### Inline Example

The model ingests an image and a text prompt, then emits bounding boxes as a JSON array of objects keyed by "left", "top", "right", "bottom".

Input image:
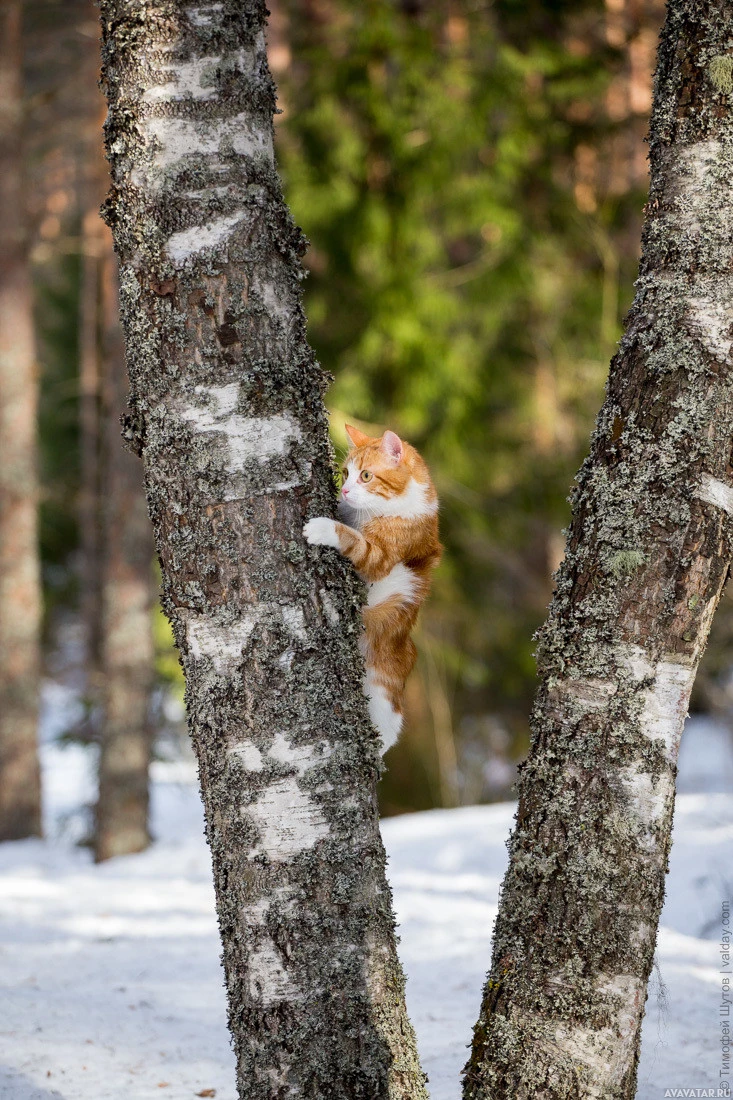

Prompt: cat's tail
[
  {"left": 365, "top": 668, "right": 403, "bottom": 753},
  {"left": 364, "top": 638, "right": 418, "bottom": 754}
]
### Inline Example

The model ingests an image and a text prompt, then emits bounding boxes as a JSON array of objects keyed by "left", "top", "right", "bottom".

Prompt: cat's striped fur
[{"left": 304, "top": 425, "right": 441, "bottom": 752}]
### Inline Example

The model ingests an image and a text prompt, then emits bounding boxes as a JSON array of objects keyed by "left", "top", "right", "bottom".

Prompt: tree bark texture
[
  {"left": 0, "top": 0, "right": 42, "bottom": 841},
  {"left": 95, "top": 235, "right": 156, "bottom": 863},
  {"left": 97, "top": 3, "right": 427, "bottom": 1097},
  {"left": 464, "top": 3, "right": 733, "bottom": 1098}
]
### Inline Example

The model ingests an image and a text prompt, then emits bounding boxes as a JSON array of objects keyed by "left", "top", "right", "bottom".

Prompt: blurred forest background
[{"left": 4, "top": 0, "right": 732, "bottom": 852}]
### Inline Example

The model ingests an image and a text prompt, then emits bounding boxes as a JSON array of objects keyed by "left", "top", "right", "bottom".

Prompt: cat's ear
[
  {"left": 345, "top": 423, "right": 372, "bottom": 448},
  {"left": 380, "top": 430, "right": 403, "bottom": 464}
]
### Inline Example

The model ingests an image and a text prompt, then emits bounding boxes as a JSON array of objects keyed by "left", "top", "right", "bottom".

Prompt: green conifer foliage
[{"left": 275, "top": 0, "right": 653, "bottom": 811}]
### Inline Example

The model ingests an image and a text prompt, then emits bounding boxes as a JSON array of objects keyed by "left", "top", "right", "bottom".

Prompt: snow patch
[{"left": 1, "top": 721, "right": 733, "bottom": 1099}]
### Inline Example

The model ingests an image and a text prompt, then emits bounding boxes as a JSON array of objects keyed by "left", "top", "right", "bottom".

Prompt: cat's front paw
[{"left": 303, "top": 517, "right": 341, "bottom": 549}]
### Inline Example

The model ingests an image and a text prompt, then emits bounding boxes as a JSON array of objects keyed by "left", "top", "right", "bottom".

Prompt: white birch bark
[
  {"left": 97, "top": 2, "right": 426, "bottom": 1096},
  {"left": 464, "top": 4, "right": 733, "bottom": 1098}
]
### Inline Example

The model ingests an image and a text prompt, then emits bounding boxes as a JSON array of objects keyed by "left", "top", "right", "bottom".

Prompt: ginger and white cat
[{"left": 304, "top": 424, "right": 441, "bottom": 752}]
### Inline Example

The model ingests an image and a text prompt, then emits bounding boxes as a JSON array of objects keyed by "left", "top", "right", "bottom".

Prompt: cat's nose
[{"left": 342, "top": 486, "right": 350, "bottom": 496}]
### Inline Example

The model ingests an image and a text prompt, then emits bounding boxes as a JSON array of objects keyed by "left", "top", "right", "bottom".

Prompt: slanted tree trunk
[
  {"left": 97, "top": 3, "right": 426, "bottom": 1096},
  {"left": 95, "top": 232, "right": 155, "bottom": 862},
  {"left": 0, "top": 0, "right": 42, "bottom": 841},
  {"left": 464, "top": 4, "right": 733, "bottom": 1097}
]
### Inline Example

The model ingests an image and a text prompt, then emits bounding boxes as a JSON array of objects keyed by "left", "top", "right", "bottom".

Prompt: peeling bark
[
  {"left": 0, "top": 0, "right": 42, "bottom": 841},
  {"left": 464, "top": 3, "right": 733, "bottom": 1098},
  {"left": 97, "top": 2, "right": 426, "bottom": 1096}
]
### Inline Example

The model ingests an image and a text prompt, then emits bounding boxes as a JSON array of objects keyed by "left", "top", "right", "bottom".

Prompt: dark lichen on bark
[
  {"left": 97, "top": 2, "right": 426, "bottom": 1097},
  {"left": 464, "top": 3, "right": 733, "bottom": 1098}
]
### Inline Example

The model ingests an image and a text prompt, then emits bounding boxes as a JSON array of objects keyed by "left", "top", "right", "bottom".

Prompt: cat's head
[{"left": 340, "top": 424, "right": 437, "bottom": 519}]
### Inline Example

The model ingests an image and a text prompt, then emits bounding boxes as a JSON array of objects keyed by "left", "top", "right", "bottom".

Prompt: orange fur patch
[{"left": 336, "top": 431, "right": 441, "bottom": 735}]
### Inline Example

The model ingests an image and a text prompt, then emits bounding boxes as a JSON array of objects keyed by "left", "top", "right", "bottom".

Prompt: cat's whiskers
[{"left": 345, "top": 500, "right": 381, "bottom": 527}]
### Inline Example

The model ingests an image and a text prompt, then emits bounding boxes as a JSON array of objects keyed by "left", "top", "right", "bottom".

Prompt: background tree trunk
[
  {"left": 94, "top": 231, "right": 155, "bottom": 863},
  {"left": 0, "top": 0, "right": 42, "bottom": 841},
  {"left": 97, "top": 2, "right": 426, "bottom": 1096},
  {"left": 78, "top": 203, "right": 104, "bottom": 692},
  {"left": 464, "top": 3, "right": 733, "bottom": 1097},
  {"left": 77, "top": 15, "right": 156, "bottom": 862}
]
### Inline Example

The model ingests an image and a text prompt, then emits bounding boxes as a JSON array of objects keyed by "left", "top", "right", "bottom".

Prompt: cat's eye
[{"left": 360, "top": 470, "right": 373, "bottom": 482}]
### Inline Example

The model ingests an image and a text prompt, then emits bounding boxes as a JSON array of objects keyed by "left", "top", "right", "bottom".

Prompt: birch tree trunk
[
  {"left": 94, "top": 235, "right": 155, "bottom": 863},
  {"left": 0, "top": 0, "right": 42, "bottom": 841},
  {"left": 97, "top": 2, "right": 426, "bottom": 1096},
  {"left": 464, "top": 3, "right": 733, "bottom": 1097}
]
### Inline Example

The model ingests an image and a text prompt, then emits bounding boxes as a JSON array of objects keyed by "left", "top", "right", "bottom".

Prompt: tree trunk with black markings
[
  {"left": 464, "top": 3, "right": 733, "bottom": 1097},
  {"left": 0, "top": 0, "right": 42, "bottom": 841},
  {"left": 97, "top": 2, "right": 426, "bottom": 1096}
]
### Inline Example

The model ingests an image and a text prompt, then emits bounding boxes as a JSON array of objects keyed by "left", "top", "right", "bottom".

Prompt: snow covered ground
[{"left": 2, "top": 707, "right": 733, "bottom": 1099}]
